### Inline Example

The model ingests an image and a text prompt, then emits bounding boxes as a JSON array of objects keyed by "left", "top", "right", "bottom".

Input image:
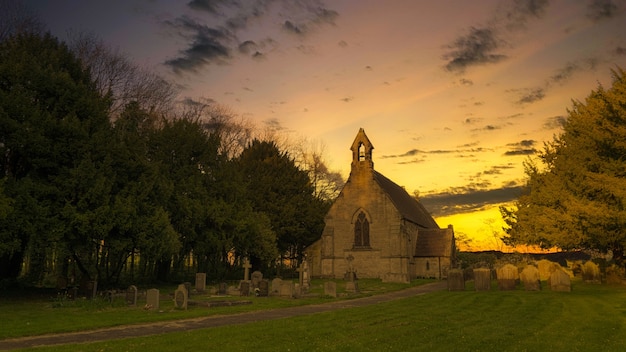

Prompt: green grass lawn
[{"left": 3, "top": 280, "right": 626, "bottom": 351}]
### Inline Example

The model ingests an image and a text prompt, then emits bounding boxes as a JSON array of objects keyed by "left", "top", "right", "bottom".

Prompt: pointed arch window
[{"left": 354, "top": 212, "right": 370, "bottom": 248}]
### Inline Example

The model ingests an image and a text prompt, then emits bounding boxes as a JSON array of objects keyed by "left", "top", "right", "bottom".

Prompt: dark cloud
[
  {"left": 517, "top": 87, "right": 545, "bottom": 104},
  {"left": 586, "top": 0, "right": 621, "bottom": 22},
  {"left": 420, "top": 185, "right": 525, "bottom": 216},
  {"left": 382, "top": 145, "right": 491, "bottom": 160},
  {"left": 164, "top": 16, "right": 233, "bottom": 73},
  {"left": 460, "top": 78, "right": 474, "bottom": 86},
  {"left": 504, "top": 140, "right": 537, "bottom": 155},
  {"left": 549, "top": 62, "right": 580, "bottom": 85},
  {"left": 338, "top": 40, "right": 348, "bottom": 48},
  {"left": 165, "top": 1, "right": 338, "bottom": 73},
  {"left": 504, "top": 148, "right": 536, "bottom": 156},
  {"left": 615, "top": 46, "right": 626, "bottom": 55},
  {"left": 443, "top": 26, "right": 507, "bottom": 72},
  {"left": 471, "top": 124, "right": 502, "bottom": 132},
  {"left": 340, "top": 96, "right": 354, "bottom": 103},
  {"left": 502, "top": 0, "right": 549, "bottom": 29}
]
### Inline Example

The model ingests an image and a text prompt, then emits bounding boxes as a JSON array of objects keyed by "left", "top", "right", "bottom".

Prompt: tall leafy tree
[
  {"left": 236, "top": 140, "right": 327, "bottom": 269},
  {"left": 502, "top": 68, "right": 626, "bottom": 267}
]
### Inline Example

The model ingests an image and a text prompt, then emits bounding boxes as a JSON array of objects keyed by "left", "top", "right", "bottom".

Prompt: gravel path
[{"left": 0, "top": 281, "right": 447, "bottom": 350}]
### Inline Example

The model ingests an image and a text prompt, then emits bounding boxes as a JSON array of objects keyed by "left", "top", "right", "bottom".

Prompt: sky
[{"left": 25, "top": 0, "right": 626, "bottom": 250}]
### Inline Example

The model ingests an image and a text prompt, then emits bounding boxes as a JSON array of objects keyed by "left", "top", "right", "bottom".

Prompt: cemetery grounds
[{"left": 0, "top": 278, "right": 625, "bottom": 351}]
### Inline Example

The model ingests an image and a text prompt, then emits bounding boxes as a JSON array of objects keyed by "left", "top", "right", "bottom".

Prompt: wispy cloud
[
  {"left": 421, "top": 185, "right": 524, "bottom": 216},
  {"left": 442, "top": 0, "right": 549, "bottom": 73},
  {"left": 164, "top": 0, "right": 338, "bottom": 73},
  {"left": 586, "top": 0, "right": 623, "bottom": 22},
  {"left": 504, "top": 139, "right": 537, "bottom": 155}
]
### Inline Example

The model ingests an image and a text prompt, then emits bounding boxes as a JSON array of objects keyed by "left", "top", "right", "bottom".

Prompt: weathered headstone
[
  {"left": 195, "top": 273, "right": 207, "bottom": 292},
  {"left": 496, "top": 264, "right": 519, "bottom": 291},
  {"left": 520, "top": 265, "right": 541, "bottom": 291},
  {"left": 242, "top": 258, "right": 252, "bottom": 281},
  {"left": 549, "top": 269, "right": 571, "bottom": 292},
  {"left": 324, "top": 281, "right": 337, "bottom": 297},
  {"left": 294, "top": 283, "right": 302, "bottom": 298},
  {"left": 537, "top": 259, "right": 561, "bottom": 281},
  {"left": 240, "top": 281, "right": 250, "bottom": 296},
  {"left": 257, "top": 279, "right": 269, "bottom": 297},
  {"left": 473, "top": 268, "right": 491, "bottom": 291},
  {"left": 218, "top": 282, "right": 228, "bottom": 295},
  {"left": 279, "top": 281, "right": 294, "bottom": 297},
  {"left": 447, "top": 269, "right": 465, "bottom": 291},
  {"left": 251, "top": 270, "right": 263, "bottom": 289},
  {"left": 271, "top": 278, "right": 283, "bottom": 294},
  {"left": 174, "top": 284, "right": 188, "bottom": 310},
  {"left": 126, "top": 285, "right": 138, "bottom": 306},
  {"left": 581, "top": 261, "right": 601, "bottom": 283},
  {"left": 146, "top": 288, "right": 160, "bottom": 309},
  {"left": 297, "top": 260, "right": 311, "bottom": 292}
]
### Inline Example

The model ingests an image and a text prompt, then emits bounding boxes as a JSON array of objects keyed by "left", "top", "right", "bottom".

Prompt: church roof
[
  {"left": 373, "top": 171, "right": 439, "bottom": 229},
  {"left": 414, "top": 229, "right": 455, "bottom": 257}
]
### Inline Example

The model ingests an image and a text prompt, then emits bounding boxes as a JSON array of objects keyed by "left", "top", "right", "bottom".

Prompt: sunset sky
[{"left": 27, "top": 0, "right": 626, "bottom": 250}]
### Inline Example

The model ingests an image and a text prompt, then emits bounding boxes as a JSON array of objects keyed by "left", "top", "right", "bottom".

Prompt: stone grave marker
[
  {"left": 183, "top": 282, "right": 192, "bottom": 298},
  {"left": 297, "top": 260, "right": 311, "bottom": 292},
  {"left": 218, "top": 282, "right": 228, "bottom": 295},
  {"left": 549, "top": 269, "right": 571, "bottom": 292},
  {"left": 345, "top": 280, "right": 359, "bottom": 293},
  {"left": 195, "top": 273, "right": 206, "bottom": 292},
  {"left": 271, "top": 278, "right": 283, "bottom": 295},
  {"left": 496, "top": 264, "right": 519, "bottom": 290},
  {"left": 279, "top": 281, "right": 294, "bottom": 297},
  {"left": 251, "top": 270, "right": 263, "bottom": 289},
  {"left": 537, "top": 259, "right": 561, "bottom": 281},
  {"left": 324, "top": 281, "right": 337, "bottom": 297},
  {"left": 581, "top": 261, "right": 601, "bottom": 283},
  {"left": 126, "top": 285, "right": 138, "bottom": 306},
  {"left": 473, "top": 268, "right": 491, "bottom": 291},
  {"left": 240, "top": 281, "right": 251, "bottom": 296},
  {"left": 146, "top": 288, "right": 160, "bottom": 309},
  {"left": 242, "top": 258, "right": 252, "bottom": 281},
  {"left": 520, "top": 265, "right": 541, "bottom": 291},
  {"left": 257, "top": 279, "right": 269, "bottom": 296},
  {"left": 174, "top": 284, "right": 188, "bottom": 310},
  {"left": 447, "top": 269, "right": 465, "bottom": 291}
]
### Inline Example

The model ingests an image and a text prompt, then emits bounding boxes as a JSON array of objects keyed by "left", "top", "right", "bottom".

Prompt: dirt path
[{"left": 0, "top": 281, "right": 447, "bottom": 350}]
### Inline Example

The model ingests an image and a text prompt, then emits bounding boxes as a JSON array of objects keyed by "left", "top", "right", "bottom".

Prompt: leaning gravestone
[
  {"left": 581, "top": 261, "right": 601, "bottom": 283},
  {"left": 447, "top": 269, "right": 465, "bottom": 291},
  {"left": 258, "top": 279, "right": 269, "bottom": 297},
  {"left": 537, "top": 259, "right": 560, "bottom": 281},
  {"left": 549, "top": 269, "right": 571, "bottom": 292},
  {"left": 174, "top": 284, "right": 188, "bottom": 310},
  {"left": 195, "top": 273, "right": 207, "bottom": 292},
  {"left": 496, "top": 264, "right": 519, "bottom": 291},
  {"left": 240, "top": 281, "right": 251, "bottom": 296},
  {"left": 473, "top": 268, "right": 491, "bottom": 291},
  {"left": 126, "top": 285, "right": 138, "bottom": 306},
  {"left": 146, "top": 288, "right": 160, "bottom": 309},
  {"left": 271, "top": 278, "right": 283, "bottom": 295},
  {"left": 520, "top": 265, "right": 541, "bottom": 291},
  {"left": 324, "top": 281, "right": 337, "bottom": 297}
]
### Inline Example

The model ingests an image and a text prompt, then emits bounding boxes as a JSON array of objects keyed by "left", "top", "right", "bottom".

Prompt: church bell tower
[{"left": 350, "top": 128, "right": 374, "bottom": 173}]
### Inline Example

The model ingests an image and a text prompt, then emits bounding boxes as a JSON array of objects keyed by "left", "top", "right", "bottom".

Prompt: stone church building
[{"left": 305, "top": 128, "right": 455, "bottom": 283}]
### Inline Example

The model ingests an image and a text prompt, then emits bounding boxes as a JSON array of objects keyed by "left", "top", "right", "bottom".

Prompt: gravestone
[
  {"left": 240, "top": 281, "right": 250, "bottom": 296},
  {"left": 296, "top": 260, "right": 311, "bottom": 292},
  {"left": 271, "top": 278, "right": 283, "bottom": 295},
  {"left": 218, "top": 282, "right": 228, "bottom": 295},
  {"left": 581, "top": 261, "right": 601, "bottom": 283},
  {"left": 251, "top": 271, "right": 263, "bottom": 289},
  {"left": 242, "top": 258, "right": 252, "bottom": 281},
  {"left": 549, "top": 269, "right": 571, "bottom": 292},
  {"left": 496, "top": 264, "right": 519, "bottom": 291},
  {"left": 257, "top": 279, "right": 269, "bottom": 297},
  {"left": 324, "top": 281, "right": 337, "bottom": 297},
  {"left": 294, "top": 283, "right": 302, "bottom": 298},
  {"left": 345, "top": 280, "right": 359, "bottom": 293},
  {"left": 126, "top": 285, "right": 138, "bottom": 306},
  {"left": 80, "top": 279, "right": 98, "bottom": 299},
  {"left": 174, "top": 284, "right": 188, "bottom": 310},
  {"left": 279, "top": 281, "right": 294, "bottom": 297},
  {"left": 537, "top": 259, "right": 561, "bottom": 281},
  {"left": 183, "top": 282, "right": 192, "bottom": 298},
  {"left": 447, "top": 269, "right": 465, "bottom": 291},
  {"left": 146, "top": 288, "right": 160, "bottom": 309},
  {"left": 195, "top": 273, "right": 207, "bottom": 292},
  {"left": 473, "top": 268, "right": 491, "bottom": 291},
  {"left": 520, "top": 265, "right": 541, "bottom": 291}
]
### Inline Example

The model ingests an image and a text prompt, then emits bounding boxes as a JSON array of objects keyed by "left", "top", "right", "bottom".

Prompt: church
[{"left": 305, "top": 128, "right": 455, "bottom": 283}]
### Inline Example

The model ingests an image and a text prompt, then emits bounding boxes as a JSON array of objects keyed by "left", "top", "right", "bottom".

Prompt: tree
[{"left": 502, "top": 68, "right": 626, "bottom": 267}]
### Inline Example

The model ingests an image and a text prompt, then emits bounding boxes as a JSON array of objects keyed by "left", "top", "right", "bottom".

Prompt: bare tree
[
  {"left": 291, "top": 137, "right": 345, "bottom": 201},
  {"left": 67, "top": 31, "right": 178, "bottom": 118},
  {"left": 0, "top": 0, "right": 44, "bottom": 42}
]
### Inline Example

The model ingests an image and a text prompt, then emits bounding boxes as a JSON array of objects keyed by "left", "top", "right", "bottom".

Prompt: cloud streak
[{"left": 421, "top": 185, "right": 525, "bottom": 216}]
